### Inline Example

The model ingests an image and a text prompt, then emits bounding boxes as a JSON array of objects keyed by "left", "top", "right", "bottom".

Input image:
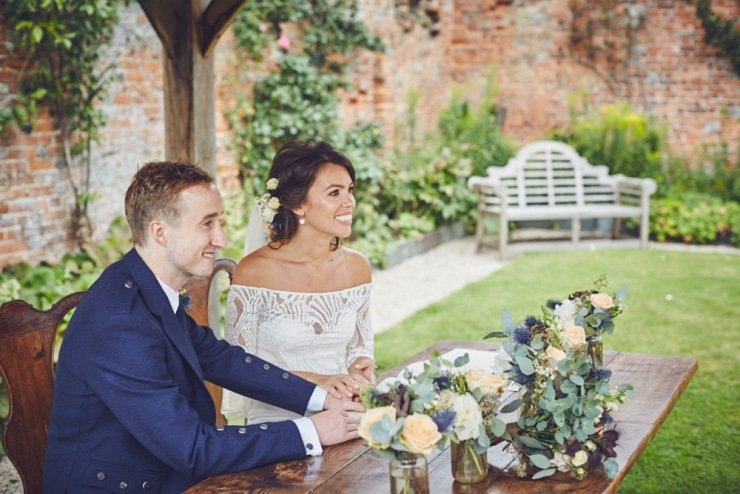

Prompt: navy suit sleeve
[{"left": 80, "top": 313, "right": 311, "bottom": 477}]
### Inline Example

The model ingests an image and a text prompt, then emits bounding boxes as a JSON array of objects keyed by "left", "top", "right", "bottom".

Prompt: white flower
[
  {"left": 552, "top": 451, "right": 570, "bottom": 472},
  {"left": 572, "top": 450, "right": 589, "bottom": 467},
  {"left": 452, "top": 393, "right": 483, "bottom": 441},
  {"left": 554, "top": 299, "right": 577, "bottom": 328},
  {"left": 266, "top": 177, "right": 279, "bottom": 190}
]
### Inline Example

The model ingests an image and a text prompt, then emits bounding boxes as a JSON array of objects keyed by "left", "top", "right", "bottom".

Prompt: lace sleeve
[
  {"left": 346, "top": 284, "right": 374, "bottom": 366},
  {"left": 225, "top": 286, "right": 263, "bottom": 353}
]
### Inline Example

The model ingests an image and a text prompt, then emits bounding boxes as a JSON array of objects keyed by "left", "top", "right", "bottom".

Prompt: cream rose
[
  {"left": 546, "top": 345, "right": 566, "bottom": 362},
  {"left": 267, "top": 196, "right": 280, "bottom": 210},
  {"left": 465, "top": 368, "right": 506, "bottom": 395},
  {"left": 399, "top": 414, "right": 442, "bottom": 455},
  {"left": 358, "top": 406, "right": 396, "bottom": 449},
  {"left": 590, "top": 293, "right": 614, "bottom": 309},
  {"left": 266, "top": 177, "right": 279, "bottom": 190},
  {"left": 562, "top": 325, "right": 586, "bottom": 349},
  {"left": 572, "top": 450, "right": 589, "bottom": 467}
]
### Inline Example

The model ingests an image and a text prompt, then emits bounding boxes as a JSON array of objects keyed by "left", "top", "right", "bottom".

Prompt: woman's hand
[
  {"left": 348, "top": 356, "right": 376, "bottom": 384},
  {"left": 294, "top": 371, "right": 368, "bottom": 400}
]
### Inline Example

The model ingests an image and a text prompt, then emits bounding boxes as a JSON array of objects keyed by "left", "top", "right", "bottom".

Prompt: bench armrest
[
  {"left": 467, "top": 175, "right": 508, "bottom": 200},
  {"left": 613, "top": 175, "right": 657, "bottom": 195}
]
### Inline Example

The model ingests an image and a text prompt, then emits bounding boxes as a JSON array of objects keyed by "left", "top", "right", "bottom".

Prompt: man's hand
[{"left": 310, "top": 398, "right": 364, "bottom": 446}]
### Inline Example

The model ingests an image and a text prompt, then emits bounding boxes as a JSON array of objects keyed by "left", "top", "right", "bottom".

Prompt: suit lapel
[{"left": 123, "top": 250, "right": 203, "bottom": 380}]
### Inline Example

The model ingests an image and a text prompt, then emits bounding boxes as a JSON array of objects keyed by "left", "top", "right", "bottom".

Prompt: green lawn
[{"left": 375, "top": 248, "right": 739, "bottom": 494}]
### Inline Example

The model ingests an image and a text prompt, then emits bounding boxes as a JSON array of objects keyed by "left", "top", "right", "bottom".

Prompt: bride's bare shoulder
[
  {"left": 339, "top": 246, "right": 373, "bottom": 285},
  {"left": 232, "top": 246, "right": 283, "bottom": 286}
]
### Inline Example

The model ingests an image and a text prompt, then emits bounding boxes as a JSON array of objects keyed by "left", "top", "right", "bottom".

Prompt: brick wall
[{"left": 0, "top": 0, "right": 738, "bottom": 269}]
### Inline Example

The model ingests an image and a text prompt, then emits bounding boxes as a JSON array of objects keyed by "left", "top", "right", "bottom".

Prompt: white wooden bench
[{"left": 467, "top": 140, "right": 657, "bottom": 256}]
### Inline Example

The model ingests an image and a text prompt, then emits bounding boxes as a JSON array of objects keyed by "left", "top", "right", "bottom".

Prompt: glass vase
[
  {"left": 450, "top": 439, "right": 488, "bottom": 484},
  {"left": 587, "top": 334, "right": 605, "bottom": 369},
  {"left": 389, "top": 455, "right": 429, "bottom": 494}
]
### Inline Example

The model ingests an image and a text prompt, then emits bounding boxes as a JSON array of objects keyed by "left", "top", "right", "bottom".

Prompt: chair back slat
[{"left": 0, "top": 292, "right": 83, "bottom": 494}]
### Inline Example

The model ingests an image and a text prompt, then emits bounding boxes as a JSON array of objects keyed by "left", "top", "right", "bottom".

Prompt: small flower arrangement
[
  {"left": 358, "top": 354, "right": 508, "bottom": 462},
  {"left": 254, "top": 177, "right": 280, "bottom": 225},
  {"left": 178, "top": 288, "right": 191, "bottom": 310},
  {"left": 485, "top": 277, "right": 633, "bottom": 481}
]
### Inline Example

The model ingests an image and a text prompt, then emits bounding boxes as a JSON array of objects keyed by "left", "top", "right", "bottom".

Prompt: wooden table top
[{"left": 186, "top": 340, "right": 697, "bottom": 493}]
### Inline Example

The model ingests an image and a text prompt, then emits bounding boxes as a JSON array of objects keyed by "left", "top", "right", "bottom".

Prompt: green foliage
[
  {"left": 661, "top": 141, "right": 740, "bottom": 203},
  {"left": 229, "top": 0, "right": 384, "bottom": 192},
  {"left": 2, "top": 0, "right": 124, "bottom": 245},
  {"left": 694, "top": 0, "right": 740, "bottom": 74},
  {"left": 651, "top": 192, "right": 740, "bottom": 247},
  {"left": 376, "top": 249, "right": 740, "bottom": 493},
  {"left": 549, "top": 103, "right": 666, "bottom": 180}
]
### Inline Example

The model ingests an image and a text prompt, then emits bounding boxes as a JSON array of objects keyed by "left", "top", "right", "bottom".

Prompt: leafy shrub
[
  {"left": 661, "top": 141, "right": 740, "bottom": 203},
  {"left": 650, "top": 192, "right": 740, "bottom": 246},
  {"left": 550, "top": 103, "right": 665, "bottom": 180}
]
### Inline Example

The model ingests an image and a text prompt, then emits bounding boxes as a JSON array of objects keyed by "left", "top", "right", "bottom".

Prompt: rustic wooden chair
[{"left": 0, "top": 258, "right": 235, "bottom": 494}]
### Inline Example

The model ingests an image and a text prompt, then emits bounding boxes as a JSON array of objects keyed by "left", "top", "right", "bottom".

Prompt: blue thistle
[
  {"left": 511, "top": 365, "right": 534, "bottom": 385},
  {"left": 513, "top": 326, "right": 532, "bottom": 345},
  {"left": 546, "top": 299, "right": 560, "bottom": 309},
  {"left": 596, "top": 368, "right": 612, "bottom": 382},
  {"left": 431, "top": 409, "right": 456, "bottom": 433},
  {"left": 433, "top": 375, "right": 452, "bottom": 391},
  {"left": 523, "top": 316, "right": 541, "bottom": 329}
]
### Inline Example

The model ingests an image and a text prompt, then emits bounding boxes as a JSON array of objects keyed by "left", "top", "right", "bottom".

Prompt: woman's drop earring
[{"left": 299, "top": 217, "right": 306, "bottom": 225}]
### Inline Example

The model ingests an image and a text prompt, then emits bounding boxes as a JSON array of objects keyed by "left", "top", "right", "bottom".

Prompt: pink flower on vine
[{"left": 278, "top": 34, "right": 290, "bottom": 50}]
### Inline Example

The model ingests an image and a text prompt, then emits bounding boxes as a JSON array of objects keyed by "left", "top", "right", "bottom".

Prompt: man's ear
[{"left": 148, "top": 220, "right": 168, "bottom": 246}]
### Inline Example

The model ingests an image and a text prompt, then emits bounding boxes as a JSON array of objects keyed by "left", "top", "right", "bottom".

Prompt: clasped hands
[{"left": 305, "top": 356, "right": 376, "bottom": 446}]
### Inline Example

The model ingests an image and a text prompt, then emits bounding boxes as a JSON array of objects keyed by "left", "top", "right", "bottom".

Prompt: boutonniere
[{"left": 178, "top": 288, "right": 192, "bottom": 310}]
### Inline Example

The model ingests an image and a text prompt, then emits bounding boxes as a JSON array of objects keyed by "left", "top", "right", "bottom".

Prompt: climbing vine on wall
[
  {"left": 694, "top": 0, "right": 740, "bottom": 74},
  {"left": 228, "top": 0, "right": 385, "bottom": 193},
  {"left": 1, "top": 0, "right": 124, "bottom": 247}
]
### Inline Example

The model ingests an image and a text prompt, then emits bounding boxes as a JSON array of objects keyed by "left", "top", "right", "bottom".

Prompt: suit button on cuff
[
  {"left": 216, "top": 426, "right": 225, "bottom": 431},
  {"left": 262, "top": 363, "right": 270, "bottom": 370},
  {"left": 238, "top": 427, "right": 247, "bottom": 434},
  {"left": 142, "top": 481, "right": 151, "bottom": 490},
  {"left": 259, "top": 423, "right": 269, "bottom": 430},
  {"left": 119, "top": 481, "right": 128, "bottom": 489},
  {"left": 97, "top": 472, "right": 106, "bottom": 481},
  {"left": 244, "top": 356, "right": 252, "bottom": 363},
  {"left": 282, "top": 372, "right": 289, "bottom": 379}
]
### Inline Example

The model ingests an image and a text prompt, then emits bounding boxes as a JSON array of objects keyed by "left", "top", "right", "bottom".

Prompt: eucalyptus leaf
[
  {"left": 518, "top": 435, "right": 545, "bottom": 449},
  {"left": 515, "top": 356, "right": 535, "bottom": 375},
  {"left": 531, "top": 467, "right": 557, "bottom": 479},
  {"left": 529, "top": 453, "right": 552, "bottom": 469},
  {"left": 501, "top": 399, "right": 522, "bottom": 413}
]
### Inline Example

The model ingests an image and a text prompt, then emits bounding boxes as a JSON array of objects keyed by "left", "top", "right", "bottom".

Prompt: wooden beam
[
  {"left": 137, "top": 0, "right": 182, "bottom": 59},
  {"left": 200, "top": 0, "right": 249, "bottom": 57}
]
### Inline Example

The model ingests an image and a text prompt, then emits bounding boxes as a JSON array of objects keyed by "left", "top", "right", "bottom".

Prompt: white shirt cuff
[
  {"left": 293, "top": 417, "right": 323, "bottom": 456},
  {"left": 306, "top": 387, "right": 327, "bottom": 413}
]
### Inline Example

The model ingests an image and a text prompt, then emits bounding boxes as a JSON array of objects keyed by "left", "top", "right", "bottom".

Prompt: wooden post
[{"left": 138, "top": 0, "right": 247, "bottom": 174}]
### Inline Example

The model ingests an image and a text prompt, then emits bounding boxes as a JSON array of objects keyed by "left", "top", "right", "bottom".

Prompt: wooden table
[{"left": 186, "top": 340, "right": 697, "bottom": 493}]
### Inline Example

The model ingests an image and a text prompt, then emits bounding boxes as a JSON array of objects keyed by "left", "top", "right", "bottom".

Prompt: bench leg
[
  {"left": 571, "top": 218, "right": 581, "bottom": 243},
  {"left": 611, "top": 218, "right": 621, "bottom": 239},
  {"left": 499, "top": 215, "right": 508, "bottom": 258},
  {"left": 640, "top": 216, "right": 649, "bottom": 247}
]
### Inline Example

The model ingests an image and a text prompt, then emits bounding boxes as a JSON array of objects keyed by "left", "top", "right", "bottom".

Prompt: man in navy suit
[{"left": 43, "top": 161, "right": 362, "bottom": 493}]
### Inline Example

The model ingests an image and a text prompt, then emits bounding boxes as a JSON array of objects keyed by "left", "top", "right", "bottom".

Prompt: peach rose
[
  {"left": 465, "top": 368, "right": 506, "bottom": 395},
  {"left": 590, "top": 293, "right": 614, "bottom": 309},
  {"left": 546, "top": 345, "right": 566, "bottom": 362},
  {"left": 562, "top": 325, "right": 586, "bottom": 349},
  {"left": 358, "top": 406, "right": 396, "bottom": 449},
  {"left": 399, "top": 414, "right": 442, "bottom": 455}
]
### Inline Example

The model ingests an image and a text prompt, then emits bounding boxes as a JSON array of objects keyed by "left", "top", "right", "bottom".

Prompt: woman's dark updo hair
[{"left": 268, "top": 140, "right": 355, "bottom": 249}]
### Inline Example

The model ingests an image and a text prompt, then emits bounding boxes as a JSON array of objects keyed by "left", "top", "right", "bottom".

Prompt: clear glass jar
[
  {"left": 389, "top": 455, "right": 429, "bottom": 494},
  {"left": 587, "top": 334, "right": 605, "bottom": 369},
  {"left": 450, "top": 439, "right": 488, "bottom": 484}
]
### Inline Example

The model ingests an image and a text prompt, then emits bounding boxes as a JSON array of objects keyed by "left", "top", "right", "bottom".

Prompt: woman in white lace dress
[{"left": 224, "top": 141, "right": 375, "bottom": 424}]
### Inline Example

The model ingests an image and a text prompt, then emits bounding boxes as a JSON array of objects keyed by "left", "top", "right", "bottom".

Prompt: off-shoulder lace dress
[{"left": 222, "top": 283, "right": 373, "bottom": 423}]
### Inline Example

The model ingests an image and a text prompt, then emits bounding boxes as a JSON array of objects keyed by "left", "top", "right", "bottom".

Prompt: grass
[{"left": 375, "top": 248, "right": 739, "bottom": 494}]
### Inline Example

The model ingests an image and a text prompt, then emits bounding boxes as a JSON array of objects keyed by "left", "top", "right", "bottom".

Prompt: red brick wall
[{"left": 1, "top": 1, "right": 738, "bottom": 269}]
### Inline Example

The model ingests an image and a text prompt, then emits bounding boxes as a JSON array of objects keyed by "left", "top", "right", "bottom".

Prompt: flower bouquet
[
  {"left": 485, "top": 277, "right": 633, "bottom": 480},
  {"left": 358, "top": 353, "right": 508, "bottom": 491}
]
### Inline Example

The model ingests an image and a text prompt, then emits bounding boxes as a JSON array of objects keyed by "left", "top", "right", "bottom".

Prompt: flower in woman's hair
[
  {"left": 266, "top": 177, "right": 279, "bottom": 190},
  {"left": 358, "top": 406, "right": 396, "bottom": 449},
  {"left": 562, "top": 325, "right": 586, "bottom": 349},
  {"left": 465, "top": 368, "right": 506, "bottom": 395},
  {"left": 255, "top": 193, "right": 280, "bottom": 224},
  {"left": 590, "top": 293, "right": 615, "bottom": 309},
  {"left": 431, "top": 408, "right": 456, "bottom": 433},
  {"left": 399, "top": 414, "right": 442, "bottom": 455},
  {"left": 513, "top": 326, "right": 532, "bottom": 345},
  {"left": 451, "top": 394, "right": 483, "bottom": 441}
]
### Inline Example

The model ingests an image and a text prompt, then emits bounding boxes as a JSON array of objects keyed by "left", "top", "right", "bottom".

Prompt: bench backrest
[
  {"left": 485, "top": 140, "right": 618, "bottom": 208},
  {"left": 0, "top": 258, "right": 234, "bottom": 494}
]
